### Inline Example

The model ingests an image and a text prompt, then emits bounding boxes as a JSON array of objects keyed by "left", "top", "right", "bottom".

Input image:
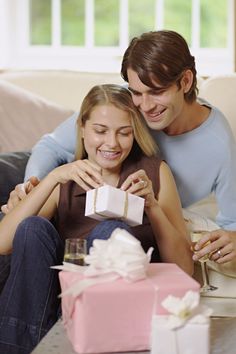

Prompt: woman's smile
[{"left": 98, "top": 150, "right": 121, "bottom": 160}]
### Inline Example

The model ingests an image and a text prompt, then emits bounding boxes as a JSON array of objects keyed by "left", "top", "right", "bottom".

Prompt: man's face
[{"left": 127, "top": 68, "right": 186, "bottom": 133}]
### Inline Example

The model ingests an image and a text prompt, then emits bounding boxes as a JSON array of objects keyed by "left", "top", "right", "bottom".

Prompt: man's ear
[{"left": 181, "top": 69, "right": 193, "bottom": 93}]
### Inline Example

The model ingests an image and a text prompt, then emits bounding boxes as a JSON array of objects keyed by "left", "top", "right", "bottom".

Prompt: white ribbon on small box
[
  {"left": 52, "top": 228, "right": 153, "bottom": 298},
  {"left": 160, "top": 291, "right": 212, "bottom": 329},
  {"left": 151, "top": 291, "right": 212, "bottom": 354}
]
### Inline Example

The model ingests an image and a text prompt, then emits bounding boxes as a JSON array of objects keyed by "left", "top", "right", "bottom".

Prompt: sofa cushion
[
  {"left": 0, "top": 80, "right": 74, "bottom": 153},
  {"left": 199, "top": 75, "right": 236, "bottom": 139},
  {"left": 0, "top": 151, "right": 30, "bottom": 206},
  {"left": 0, "top": 70, "right": 124, "bottom": 111}
]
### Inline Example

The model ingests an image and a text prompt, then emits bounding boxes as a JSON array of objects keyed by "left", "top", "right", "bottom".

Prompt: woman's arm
[
  {"left": 0, "top": 159, "right": 104, "bottom": 255},
  {"left": 121, "top": 161, "right": 193, "bottom": 275},
  {"left": 0, "top": 174, "right": 59, "bottom": 255},
  {"left": 146, "top": 162, "right": 193, "bottom": 275}
]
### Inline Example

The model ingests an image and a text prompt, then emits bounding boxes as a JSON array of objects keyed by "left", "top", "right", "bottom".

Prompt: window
[{"left": 0, "top": 0, "right": 235, "bottom": 75}]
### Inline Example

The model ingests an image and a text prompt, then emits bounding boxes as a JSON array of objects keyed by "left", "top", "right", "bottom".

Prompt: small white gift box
[
  {"left": 150, "top": 291, "right": 212, "bottom": 354},
  {"left": 151, "top": 315, "right": 210, "bottom": 354},
  {"left": 85, "top": 185, "right": 144, "bottom": 226}
]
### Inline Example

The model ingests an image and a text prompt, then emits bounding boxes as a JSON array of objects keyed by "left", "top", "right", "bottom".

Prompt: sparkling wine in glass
[
  {"left": 64, "top": 238, "right": 87, "bottom": 266},
  {"left": 191, "top": 231, "right": 218, "bottom": 293}
]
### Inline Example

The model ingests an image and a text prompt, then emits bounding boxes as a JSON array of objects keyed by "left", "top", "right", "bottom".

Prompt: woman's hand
[
  {"left": 120, "top": 169, "right": 157, "bottom": 208},
  {"left": 192, "top": 229, "right": 236, "bottom": 264},
  {"left": 49, "top": 159, "right": 104, "bottom": 191}
]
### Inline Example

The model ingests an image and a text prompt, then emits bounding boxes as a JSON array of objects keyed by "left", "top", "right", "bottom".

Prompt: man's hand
[
  {"left": 192, "top": 229, "right": 236, "bottom": 264},
  {"left": 1, "top": 176, "right": 40, "bottom": 214}
]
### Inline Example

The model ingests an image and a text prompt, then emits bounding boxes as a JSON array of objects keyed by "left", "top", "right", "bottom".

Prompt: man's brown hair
[{"left": 121, "top": 30, "right": 198, "bottom": 103}]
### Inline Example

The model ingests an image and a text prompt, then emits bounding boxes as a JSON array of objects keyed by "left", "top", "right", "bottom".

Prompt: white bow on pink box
[{"left": 52, "top": 227, "right": 153, "bottom": 297}]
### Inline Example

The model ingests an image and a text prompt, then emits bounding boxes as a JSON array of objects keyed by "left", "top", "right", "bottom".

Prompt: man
[{"left": 2, "top": 30, "right": 236, "bottom": 264}]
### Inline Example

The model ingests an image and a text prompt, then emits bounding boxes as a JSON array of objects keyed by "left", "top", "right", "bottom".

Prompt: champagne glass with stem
[{"left": 190, "top": 215, "right": 218, "bottom": 293}]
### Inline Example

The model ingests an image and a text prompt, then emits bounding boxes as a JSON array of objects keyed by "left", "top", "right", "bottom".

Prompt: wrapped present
[
  {"left": 151, "top": 291, "right": 212, "bottom": 354},
  {"left": 55, "top": 229, "right": 200, "bottom": 354},
  {"left": 85, "top": 184, "right": 144, "bottom": 226}
]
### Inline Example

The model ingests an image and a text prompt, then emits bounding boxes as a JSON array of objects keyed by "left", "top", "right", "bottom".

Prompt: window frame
[{"left": 0, "top": 0, "right": 235, "bottom": 75}]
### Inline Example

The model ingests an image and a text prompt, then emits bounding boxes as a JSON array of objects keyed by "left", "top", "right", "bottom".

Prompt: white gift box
[
  {"left": 151, "top": 315, "right": 210, "bottom": 354},
  {"left": 85, "top": 185, "right": 144, "bottom": 226}
]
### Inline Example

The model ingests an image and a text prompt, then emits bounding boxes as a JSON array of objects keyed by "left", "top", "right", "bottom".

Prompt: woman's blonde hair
[{"left": 75, "top": 84, "right": 158, "bottom": 160}]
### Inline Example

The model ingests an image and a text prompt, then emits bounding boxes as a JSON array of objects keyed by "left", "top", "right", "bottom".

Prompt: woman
[{"left": 0, "top": 84, "right": 192, "bottom": 354}]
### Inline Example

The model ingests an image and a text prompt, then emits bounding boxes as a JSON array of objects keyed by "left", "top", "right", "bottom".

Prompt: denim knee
[
  {"left": 12, "top": 216, "right": 64, "bottom": 266},
  {"left": 86, "top": 219, "right": 132, "bottom": 250}
]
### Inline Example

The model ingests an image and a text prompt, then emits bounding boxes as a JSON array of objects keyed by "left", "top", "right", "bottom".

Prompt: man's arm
[
  {"left": 24, "top": 112, "right": 78, "bottom": 181},
  {"left": 1, "top": 113, "right": 78, "bottom": 215},
  {"left": 193, "top": 132, "right": 236, "bottom": 264},
  {"left": 214, "top": 138, "right": 236, "bottom": 231}
]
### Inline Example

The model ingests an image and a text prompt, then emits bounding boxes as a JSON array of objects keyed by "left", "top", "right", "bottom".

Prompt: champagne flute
[
  {"left": 191, "top": 231, "right": 218, "bottom": 293},
  {"left": 63, "top": 238, "right": 87, "bottom": 266}
]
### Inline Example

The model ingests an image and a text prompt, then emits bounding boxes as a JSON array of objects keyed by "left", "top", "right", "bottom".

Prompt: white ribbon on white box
[
  {"left": 85, "top": 185, "right": 145, "bottom": 226},
  {"left": 151, "top": 291, "right": 213, "bottom": 354}
]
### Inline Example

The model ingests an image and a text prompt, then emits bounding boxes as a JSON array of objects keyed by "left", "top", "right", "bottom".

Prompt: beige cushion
[
  {"left": 199, "top": 74, "right": 236, "bottom": 139},
  {"left": 0, "top": 70, "right": 124, "bottom": 111},
  {"left": 0, "top": 80, "right": 74, "bottom": 153}
]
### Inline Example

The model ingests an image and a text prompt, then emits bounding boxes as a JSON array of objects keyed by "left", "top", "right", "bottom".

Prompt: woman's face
[{"left": 82, "top": 104, "right": 134, "bottom": 174}]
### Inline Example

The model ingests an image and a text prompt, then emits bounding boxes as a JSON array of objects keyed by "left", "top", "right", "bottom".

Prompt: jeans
[
  {"left": 0, "top": 216, "right": 64, "bottom": 354},
  {"left": 0, "top": 217, "right": 130, "bottom": 354},
  {"left": 0, "top": 212, "right": 12, "bottom": 294},
  {"left": 0, "top": 254, "right": 11, "bottom": 294},
  {"left": 86, "top": 219, "right": 132, "bottom": 250}
]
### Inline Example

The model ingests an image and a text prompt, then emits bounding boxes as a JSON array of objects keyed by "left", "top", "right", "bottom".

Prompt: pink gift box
[
  {"left": 59, "top": 263, "right": 200, "bottom": 354},
  {"left": 151, "top": 316, "right": 210, "bottom": 354}
]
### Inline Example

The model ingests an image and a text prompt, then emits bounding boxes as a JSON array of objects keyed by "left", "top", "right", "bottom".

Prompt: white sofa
[
  {"left": 0, "top": 70, "right": 123, "bottom": 153},
  {"left": 0, "top": 70, "right": 236, "bottom": 298},
  {"left": 0, "top": 70, "right": 236, "bottom": 152}
]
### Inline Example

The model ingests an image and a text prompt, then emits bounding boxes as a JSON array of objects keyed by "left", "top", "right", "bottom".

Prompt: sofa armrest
[{"left": 0, "top": 151, "right": 30, "bottom": 206}]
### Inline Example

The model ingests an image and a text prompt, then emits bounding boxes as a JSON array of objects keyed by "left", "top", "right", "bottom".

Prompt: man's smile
[{"left": 144, "top": 107, "right": 167, "bottom": 121}]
